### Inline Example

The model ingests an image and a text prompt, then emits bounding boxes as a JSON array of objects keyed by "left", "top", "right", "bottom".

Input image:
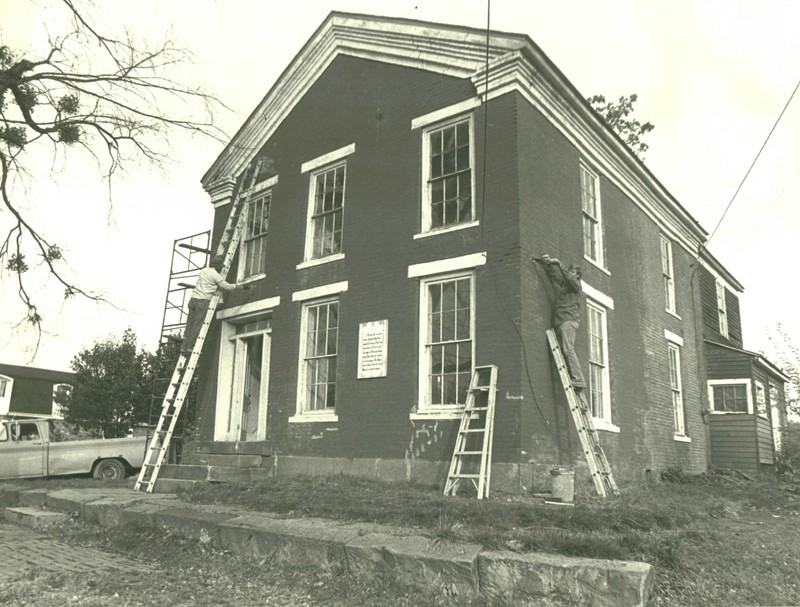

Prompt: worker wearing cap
[
  {"left": 181, "top": 255, "right": 239, "bottom": 355},
  {"left": 534, "top": 254, "right": 586, "bottom": 392}
]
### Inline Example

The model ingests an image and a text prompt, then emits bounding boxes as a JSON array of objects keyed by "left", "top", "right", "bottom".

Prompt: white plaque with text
[{"left": 358, "top": 320, "right": 388, "bottom": 379}]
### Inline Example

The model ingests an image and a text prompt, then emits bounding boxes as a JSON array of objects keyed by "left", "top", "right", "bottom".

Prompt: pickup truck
[{"left": 0, "top": 417, "right": 147, "bottom": 481}]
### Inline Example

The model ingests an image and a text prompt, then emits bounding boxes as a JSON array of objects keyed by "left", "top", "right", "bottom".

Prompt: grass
[{"left": 5, "top": 468, "right": 800, "bottom": 605}]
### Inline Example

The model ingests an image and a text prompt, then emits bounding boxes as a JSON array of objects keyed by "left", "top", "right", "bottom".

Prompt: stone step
[
  {"left": 157, "top": 464, "right": 272, "bottom": 484},
  {"left": 180, "top": 453, "right": 267, "bottom": 468},
  {"left": 151, "top": 478, "right": 204, "bottom": 494},
  {"left": 194, "top": 440, "right": 272, "bottom": 456},
  {"left": 3, "top": 506, "right": 69, "bottom": 529}
]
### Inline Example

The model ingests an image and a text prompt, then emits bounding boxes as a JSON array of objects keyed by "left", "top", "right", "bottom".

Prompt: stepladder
[
  {"left": 134, "top": 157, "right": 267, "bottom": 493},
  {"left": 444, "top": 365, "right": 498, "bottom": 499},
  {"left": 545, "top": 329, "right": 619, "bottom": 497}
]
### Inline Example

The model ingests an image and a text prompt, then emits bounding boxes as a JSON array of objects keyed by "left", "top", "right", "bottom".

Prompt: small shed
[{"left": 0, "top": 363, "right": 75, "bottom": 418}]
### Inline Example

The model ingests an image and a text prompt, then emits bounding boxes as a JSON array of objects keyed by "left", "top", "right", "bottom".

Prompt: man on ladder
[
  {"left": 181, "top": 254, "right": 241, "bottom": 356},
  {"left": 534, "top": 254, "right": 586, "bottom": 393}
]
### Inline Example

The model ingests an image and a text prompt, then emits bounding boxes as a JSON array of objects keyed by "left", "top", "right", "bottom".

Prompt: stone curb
[{"left": 0, "top": 486, "right": 652, "bottom": 606}]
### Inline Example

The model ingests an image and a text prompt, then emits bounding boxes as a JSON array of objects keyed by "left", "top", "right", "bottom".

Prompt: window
[
  {"left": 716, "top": 281, "right": 729, "bottom": 338},
  {"left": 422, "top": 117, "right": 474, "bottom": 231},
  {"left": 770, "top": 383, "right": 784, "bottom": 452},
  {"left": 307, "top": 164, "right": 345, "bottom": 260},
  {"left": 241, "top": 190, "right": 271, "bottom": 279},
  {"left": 581, "top": 164, "right": 604, "bottom": 266},
  {"left": 755, "top": 381, "right": 768, "bottom": 418},
  {"left": 661, "top": 236, "right": 676, "bottom": 313},
  {"left": 709, "top": 381, "right": 750, "bottom": 413},
  {"left": 0, "top": 375, "right": 12, "bottom": 415},
  {"left": 299, "top": 300, "right": 339, "bottom": 413},
  {"left": 0, "top": 424, "right": 7, "bottom": 442},
  {"left": 52, "top": 383, "right": 72, "bottom": 419},
  {"left": 668, "top": 343, "right": 685, "bottom": 435},
  {"left": 420, "top": 274, "right": 473, "bottom": 409},
  {"left": 586, "top": 301, "right": 611, "bottom": 421}
]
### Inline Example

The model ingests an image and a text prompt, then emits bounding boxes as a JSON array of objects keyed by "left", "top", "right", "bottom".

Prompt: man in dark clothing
[{"left": 534, "top": 254, "right": 586, "bottom": 391}]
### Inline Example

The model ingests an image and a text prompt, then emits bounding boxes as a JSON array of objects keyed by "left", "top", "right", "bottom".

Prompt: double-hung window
[
  {"left": 660, "top": 236, "right": 676, "bottom": 314},
  {"left": 300, "top": 300, "right": 339, "bottom": 414},
  {"left": 422, "top": 117, "right": 474, "bottom": 231},
  {"left": 755, "top": 381, "right": 768, "bottom": 418},
  {"left": 586, "top": 300, "right": 611, "bottom": 422},
  {"left": 716, "top": 281, "right": 729, "bottom": 338},
  {"left": 420, "top": 274, "right": 473, "bottom": 409},
  {"left": 668, "top": 343, "right": 685, "bottom": 435},
  {"left": 241, "top": 190, "right": 272, "bottom": 279},
  {"left": 581, "top": 164, "right": 604, "bottom": 267}
]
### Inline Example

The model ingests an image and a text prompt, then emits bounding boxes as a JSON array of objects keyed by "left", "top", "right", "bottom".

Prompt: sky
[{"left": 1, "top": 0, "right": 799, "bottom": 372}]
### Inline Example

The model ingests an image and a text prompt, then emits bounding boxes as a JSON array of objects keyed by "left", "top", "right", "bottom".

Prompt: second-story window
[
  {"left": 242, "top": 191, "right": 271, "bottom": 279},
  {"left": 423, "top": 117, "right": 474, "bottom": 231},
  {"left": 309, "top": 164, "right": 346, "bottom": 259},
  {"left": 581, "top": 164, "right": 604, "bottom": 267},
  {"left": 660, "top": 236, "right": 676, "bottom": 314},
  {"left": 715, "top": 281, "right": 729, "bottom": 338}
]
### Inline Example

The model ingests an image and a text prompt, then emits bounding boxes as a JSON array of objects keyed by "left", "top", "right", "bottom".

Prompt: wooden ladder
[
  {"left": 545, "top": 329, "right": 619, "bottom": 497},
  {"left": 134, "top": 158, "right": 266, "bottom": 493},
  {"left": 443, "top": 365, "right": 498, "bottom": 499}
]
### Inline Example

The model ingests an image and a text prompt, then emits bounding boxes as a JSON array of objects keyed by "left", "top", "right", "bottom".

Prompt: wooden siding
[
  {"left": 698, "top": 266, "right": 743, "bottom": 347},
  {"left": 705, "top": 342, "right": 751, "bottom": 379},
  {"left": 709, "top": 414, "right": 759, "bottom": 474}
]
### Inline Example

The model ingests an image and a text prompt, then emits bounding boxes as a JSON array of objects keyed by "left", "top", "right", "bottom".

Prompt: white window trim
[
  {"left": 707, "top": 378, "right": 753, "bottom": 414},
  {"left": 420, "top": 113, "right": 476, "bottom": 234},
  {"left": 661, "top": 235, "right": 677, "bottom": 314},
  {"left": 218, "top": 296, "right": 281, "bottom": 321},
  {"left": 668, "top": 342, "right": 686, "bottom": 437},
  {"left": 408, "top": 252, "right": 486, "bottom": 279},
  {"left": 580, "top": 162, "right": 606, "bottom": 270},
  {"left": 301, "top": 151, "right": 351, "bottom": 264},
  {"left": 594, "top": 419, "right": 620, "bottom": 433},
  {"left": 755, "top": 380, "right": 768, "bottom": 419},
  {"left": 664, "top": 330, "right": 683, "bottom": 346},
  {"left": 674, "top": 434, "right": 692, "bottom": 443},
  {"left": 413, "top": 220, "right": 480, "bottom": 240},
  {"left": 300, "top": 143, "right": 355, "bottom": 174},
  {"left": 237, "top": 180, "right": 277, "bottom": 282},
  {"left": 0, "top": 375, "right": 12, "bottom": 415},
  {"left": 292, "top": 281, "right": 348, "bottom": 302},
  {"left": 415, "top": 270, "right": 476, "bottom": 416},
  {"left": 582, "top": 282, "right": 614, "bottom": 310},
  {"left": 411, "top": 97, "right": 481, "bottom": 130},
  {"left": 586, "top": 298, "right": 612, "bottom": 425},
  {"left": 293, "top": 297, "right": 340, "bottom": 422},
  {"left": 716, "top": 281, "right": 729, "bottom": 338}
]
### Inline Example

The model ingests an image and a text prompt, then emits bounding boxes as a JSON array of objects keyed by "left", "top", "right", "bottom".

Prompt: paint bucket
[{"left": 550, "top": 468, "right": 575, "bottom": 503}]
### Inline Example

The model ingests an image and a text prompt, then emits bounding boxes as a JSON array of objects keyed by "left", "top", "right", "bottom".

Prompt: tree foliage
[
  {"left": 588, "top": 93, "right": 655, "bottom": 159},
  {"left": 0, "top": 0, "right": 224, "bottom": 348},
  {"left": 767, "top": 323, "right": 800, "bottom": 418},
  {"left": 58, "top": 328, "right": 155, "bottom": 437}
]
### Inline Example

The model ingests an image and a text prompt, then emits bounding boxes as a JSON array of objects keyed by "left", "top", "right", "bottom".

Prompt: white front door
[{"left": 215, "top": 320, "right": 271, "bottom": 442}]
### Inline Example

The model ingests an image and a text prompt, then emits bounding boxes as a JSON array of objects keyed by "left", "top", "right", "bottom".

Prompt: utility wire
[{"left": 702, "top": 78, "right": 800, "bottom": 251}]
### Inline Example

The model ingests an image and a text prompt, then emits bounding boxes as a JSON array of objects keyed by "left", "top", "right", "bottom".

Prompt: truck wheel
[{"left": 93, "top": 459, "right": 127, "bottom": 480}]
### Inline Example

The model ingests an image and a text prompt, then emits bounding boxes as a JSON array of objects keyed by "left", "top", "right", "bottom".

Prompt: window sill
[
  {"left": 414, "top": 220, "right": 479, "bottom": 240},
  {"left": 673, "top": 434, "right": 692, "bottom": 443},
  {"left": 593, "top": 419, "right": 620, "bottom": 433},
  {"left": 583, "top": 255, "right": 611, "bottom": 276},
  {"left": 239, "top": 273, "right": 265, "bottom": 285},
  {"left": 709, "top": 411, "right": 749, "bottom": 415},
  {"left": 296, "top": 253, "right": 345, "bottom": 270},
  {"left": 410, "top": 408, "right": 463, "bottom": 421},
  {"left": 666, "top": 309, "right": 682, "bottom": 320},
  {"left": 288, "top": 412, "right": 338, "bottom": 424}
]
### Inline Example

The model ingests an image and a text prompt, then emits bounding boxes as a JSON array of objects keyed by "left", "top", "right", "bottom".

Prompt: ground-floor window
[
  {"left": 419, "top": 273, "right": 474, "bottom": 409},
  {"left": 708, "top": 379, "right": 751, "bottom": 414},
  {"left": 668, "top": 343, "right": 686, "bottom": 435},
  {"left": 299, "top": 299, "right": 339, "bottom": 413},
  {"left": 586, "top": 300, "right": 611, "bottom": 422}
]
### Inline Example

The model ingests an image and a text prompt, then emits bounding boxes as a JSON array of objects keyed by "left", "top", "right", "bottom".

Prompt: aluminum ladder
[
  {"left": 134, "top": 158, "right": 265, "bottom": 493},
  {"left": 443, "top": 365, "right": 498, "bottom": 499},
  {"left": 545, "top": 329, "right": 619, "bottom": 497}
]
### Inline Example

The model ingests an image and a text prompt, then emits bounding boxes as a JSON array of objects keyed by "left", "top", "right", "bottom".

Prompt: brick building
[{"left": 188, "top": 12, "right": 785, "bottom": 491}]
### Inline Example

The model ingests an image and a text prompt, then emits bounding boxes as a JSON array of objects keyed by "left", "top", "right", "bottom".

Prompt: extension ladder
[
  {"left": 443, "top": 365, "right": 498, "bottom": 499},
  {"left": 134, "top": 158, "right": 266, "bottom": 493},
  {"left": 545, "top": 329, "right": 619, "bottom": 497}
]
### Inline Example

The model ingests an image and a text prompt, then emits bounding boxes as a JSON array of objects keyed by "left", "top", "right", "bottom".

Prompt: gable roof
[{"left": 201, "top": 11, "right": 710, "bottom": 257}]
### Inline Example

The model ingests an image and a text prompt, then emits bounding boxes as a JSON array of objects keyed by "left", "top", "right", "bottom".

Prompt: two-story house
[{"left": 185, "top": 12, "right": 785, "bottom": 492}]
